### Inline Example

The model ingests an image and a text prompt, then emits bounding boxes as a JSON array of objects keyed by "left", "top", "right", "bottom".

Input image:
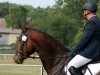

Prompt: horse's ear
[{"left": 20, "top": 22, "right": 29, "bottom": 33}]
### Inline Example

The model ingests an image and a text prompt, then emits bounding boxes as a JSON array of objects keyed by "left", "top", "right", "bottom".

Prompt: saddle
[{"left": 80, "top": 60, "right": 100, "bottom": 75}]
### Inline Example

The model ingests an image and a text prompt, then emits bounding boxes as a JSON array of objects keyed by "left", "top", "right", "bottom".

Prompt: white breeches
[{"left": 64, "top": 54, "right": 92, "bottom": 75}]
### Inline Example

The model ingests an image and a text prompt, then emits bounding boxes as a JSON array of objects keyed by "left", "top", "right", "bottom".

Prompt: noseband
[
  {"left": 17, "top": 28, "right": 68, "bottom": 75},
  {"left": 17, "top": 29, "right": 30, "bottom": 59}
]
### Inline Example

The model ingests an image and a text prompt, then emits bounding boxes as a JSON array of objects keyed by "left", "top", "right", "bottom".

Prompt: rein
[
  {"left": 28, "top": 55, "right": 67, "bottom": 75},
  {"left": 49, "top": 54, "right": 67, "bottom": 75},
  {"left": 28, "top": 55, "right": 67, "bottom": 59},
  {"left": 20, "top": 29, "right": 68, "bottom": 75},
  {"left": 21, "top": 29, "right": 67, "bottom": 59}
]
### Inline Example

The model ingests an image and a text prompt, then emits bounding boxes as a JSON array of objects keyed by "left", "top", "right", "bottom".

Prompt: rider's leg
[
  {"left": 64, "top": 54, "right": 92, "bottom": 75},
  {"left": 68, "top": 66, "right": 82, "bottom": 75}
]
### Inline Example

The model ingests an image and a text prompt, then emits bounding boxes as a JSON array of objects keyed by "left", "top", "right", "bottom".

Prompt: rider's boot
[{"left": 68, "top": 66, "right": 83, "bottom": 75}]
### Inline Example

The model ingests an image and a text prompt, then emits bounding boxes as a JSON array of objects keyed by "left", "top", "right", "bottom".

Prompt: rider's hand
[
  {"left": 68, "top": 50, "right": 79, "bottom": 58},
  {"left": 68, "top": 51, "right": 74, "bottom": 57}
]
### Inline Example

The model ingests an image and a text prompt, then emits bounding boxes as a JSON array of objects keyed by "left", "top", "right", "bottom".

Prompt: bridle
[
  {"left": 17, "top": 28, "right": 68, "bottom": 75},
  {"left": 16, "top": 29, "right": 30, "bottom": 59},
  {"left": 19, "top": 29, "right": 67, "bottom": 59}
]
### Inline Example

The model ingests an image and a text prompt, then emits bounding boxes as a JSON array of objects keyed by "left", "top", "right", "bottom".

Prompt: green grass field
[{"left": 0, "top": 54, "right": 47, "bottom": 75}]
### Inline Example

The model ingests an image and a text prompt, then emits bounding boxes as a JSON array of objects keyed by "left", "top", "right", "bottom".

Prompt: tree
[
  {"left": 5, "top": 4, "right": 28, "bottom": 28},
  {"left": 0, "top": 2, "right": 9, "bottom": 17}
]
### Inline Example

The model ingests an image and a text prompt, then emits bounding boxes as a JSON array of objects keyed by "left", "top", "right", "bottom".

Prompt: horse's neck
[
  {"left": 38, "top": 52, "right": 67, "bottom": 74},
  {"left": 30, "top": 30, "right": 68, "bottom": 74}
]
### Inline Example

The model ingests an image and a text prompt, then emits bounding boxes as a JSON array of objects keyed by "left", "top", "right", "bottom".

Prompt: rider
[{"left": 64, "top": 1, "right": 100, "bottom": 75}]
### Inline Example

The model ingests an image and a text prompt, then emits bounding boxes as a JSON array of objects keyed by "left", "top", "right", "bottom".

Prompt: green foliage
[
  {"left": 0, "top": 2, "right": 9, "bottom": 17},
  {"left": 5, "top": 3, "right": 28, "bottom": 28},
  {"left": 1, "top": 0, "right": 100, "bottom": 51},
  {"left": 45, "top": 9, "right": 78, "bottom": 48},
  {"left": 69, "top": 28, "right": 83, "bottom": 50}
]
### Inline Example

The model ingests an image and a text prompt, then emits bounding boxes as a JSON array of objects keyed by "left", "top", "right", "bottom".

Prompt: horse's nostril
[
  {"left": 17, "top": 59, "right": 23, "bottom": 64},
  {"left": 13, "top": 54, "right": 24, "bottom": 64}
]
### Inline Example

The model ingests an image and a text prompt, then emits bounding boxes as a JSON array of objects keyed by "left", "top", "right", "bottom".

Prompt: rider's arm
[{"left": 71, "top": 21, "right": 95, "bottom": 57}]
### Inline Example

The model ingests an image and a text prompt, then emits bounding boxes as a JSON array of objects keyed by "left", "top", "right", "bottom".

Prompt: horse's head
[{"left": 13, "top": 23, "right": 36, "bottom": 64}]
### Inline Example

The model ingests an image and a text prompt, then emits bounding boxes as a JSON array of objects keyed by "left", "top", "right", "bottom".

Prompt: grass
[
  {"left": 0, "top": 66, "right": 41, "bottom": 75},
  {"left": 0, "top": 49, "right": 14, "bottom": 54},
  {"left": 0, "top": 54, "right": 41, "bottom": 65},
  {"left": 0, "top": 54, "right": 47, "bottom": 75}
]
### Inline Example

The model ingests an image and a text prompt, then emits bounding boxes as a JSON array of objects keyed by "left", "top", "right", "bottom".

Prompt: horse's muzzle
[{"left": 13, "top": 54, "right": 24, "bottom": 64}]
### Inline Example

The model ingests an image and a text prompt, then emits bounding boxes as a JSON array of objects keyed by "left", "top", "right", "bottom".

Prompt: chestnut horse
[{"left": 13, "top": 23, "right": 68, "bottom": 75}]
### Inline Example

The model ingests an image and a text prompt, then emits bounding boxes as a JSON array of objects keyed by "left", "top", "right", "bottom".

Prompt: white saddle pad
[{"left": 84, "top": 63, "right": 100, "bottom": 75}]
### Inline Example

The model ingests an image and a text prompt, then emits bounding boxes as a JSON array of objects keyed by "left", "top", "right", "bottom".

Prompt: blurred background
[{"left": 0, "top": 0, "right": 100, "bottom": 75}]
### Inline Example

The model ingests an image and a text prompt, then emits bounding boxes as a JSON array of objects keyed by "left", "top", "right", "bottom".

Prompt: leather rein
[
  {"left": 20, "top": 29, "right": 67, "bottom": 75},
  {"left": 20, "top": 29, "right": 67, "bottom": 59}
]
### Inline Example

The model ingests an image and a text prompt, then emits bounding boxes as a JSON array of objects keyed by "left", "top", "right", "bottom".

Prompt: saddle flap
[{"left": 81, "top": 62, "right": 100, "bottom": 75}]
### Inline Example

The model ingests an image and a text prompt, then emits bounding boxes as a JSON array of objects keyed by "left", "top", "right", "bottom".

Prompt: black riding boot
[{"left": 68, "top": 66, "right": 83, "bottom": 75}]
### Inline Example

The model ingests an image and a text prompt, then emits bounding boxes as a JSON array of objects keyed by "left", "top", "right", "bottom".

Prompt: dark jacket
[{"left": 72, "top": 16, "right": 100, "bottom": 61}]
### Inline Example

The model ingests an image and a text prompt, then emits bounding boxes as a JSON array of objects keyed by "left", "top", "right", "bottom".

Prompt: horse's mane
[
  {"left": 29, "top": 28, "right": 68, "bottom": 51},
  {"left": 21, "top": 23, "right": 67, "bottom": 50},
  {"left": 18, "top": 27, "right": 68, "bottom": 75}
]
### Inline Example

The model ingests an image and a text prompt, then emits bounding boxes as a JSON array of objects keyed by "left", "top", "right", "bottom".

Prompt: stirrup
[{"left": 68, "top": 66, "right": 83, "bottom": 75}]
